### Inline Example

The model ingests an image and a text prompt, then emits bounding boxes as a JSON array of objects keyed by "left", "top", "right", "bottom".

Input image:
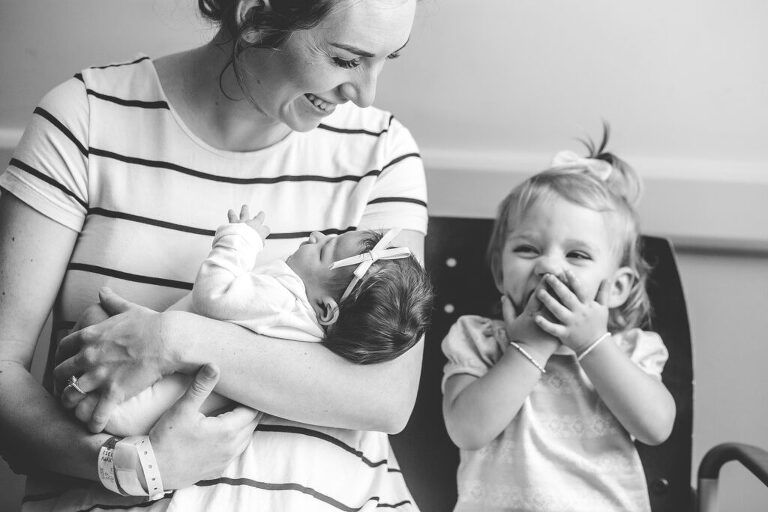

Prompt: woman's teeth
[{"left": 305, "top": 93, "right": 333, "bottom": 112}]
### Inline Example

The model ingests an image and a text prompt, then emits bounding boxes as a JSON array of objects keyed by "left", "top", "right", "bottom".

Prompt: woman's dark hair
[
  {"left": 199, "top": 0, "right": 336, "bottom": 100},
  {"left": 324, "top": 231, "right": 434, "bottom": 365}
]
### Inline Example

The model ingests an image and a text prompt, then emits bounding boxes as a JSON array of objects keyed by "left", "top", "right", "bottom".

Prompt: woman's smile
[{"left": 304, "top": 93, "right": 337, "bottom": 114}]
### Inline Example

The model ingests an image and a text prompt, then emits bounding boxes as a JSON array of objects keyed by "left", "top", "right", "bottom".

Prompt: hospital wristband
[
  {"left": 113, "top": 436, "right": 165, "bottom": 500},
  {"left": 97, "top": 436, "right": 123, "bottom": 495},
  {"left": 508, "top": 341, "right": 546, "bottom": 374},
  {"left": 577, "top": 332, "right": 611, "bottom": 362}
]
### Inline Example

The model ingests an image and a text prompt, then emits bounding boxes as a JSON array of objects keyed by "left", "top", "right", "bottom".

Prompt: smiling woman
[{"left": 0, "top": 0, "right": 428, "bottom": 511}]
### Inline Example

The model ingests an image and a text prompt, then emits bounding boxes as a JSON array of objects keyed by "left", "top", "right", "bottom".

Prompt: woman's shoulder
[{"left": 77, "top": 54, "right": 164, "bottom": 104}]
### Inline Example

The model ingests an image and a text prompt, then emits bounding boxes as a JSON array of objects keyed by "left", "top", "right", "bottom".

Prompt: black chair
[{"left": 391, "top": 216, "right": 768, "bottom": 512}]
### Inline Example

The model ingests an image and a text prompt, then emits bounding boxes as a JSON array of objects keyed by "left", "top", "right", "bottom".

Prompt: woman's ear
[
  {"left": 318, "top": 297, "right": 339, "bottom": 326},
  {"left": 236, "top": 0, "right": 270, "bottom": 42},
  {"left": 607, "top": 266, "right": 635, "bottom": 308}
]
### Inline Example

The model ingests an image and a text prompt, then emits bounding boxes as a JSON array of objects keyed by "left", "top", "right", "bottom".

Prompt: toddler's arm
[
  {"left": 443, "top": 288, "right": 559, "bottom": 450},
  {"left": 536, "top": 271, "right": 676, "bottom": 445}
]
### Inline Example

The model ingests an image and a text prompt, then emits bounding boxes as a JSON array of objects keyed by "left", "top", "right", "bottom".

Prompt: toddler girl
[{"left": 441, "top": 130, "right": 676, "bottom": 512}]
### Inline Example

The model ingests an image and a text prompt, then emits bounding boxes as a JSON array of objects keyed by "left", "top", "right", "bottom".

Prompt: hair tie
[
  {"left": 330, "top": 228, "right": 411, "bottom": 301},
  {"left": 551, "top": 150, "right": 613, "bottom": 181}
]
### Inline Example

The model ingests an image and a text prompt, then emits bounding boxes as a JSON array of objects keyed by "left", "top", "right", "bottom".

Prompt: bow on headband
[
  {"left": 330, "top": 228, "right": 412, "bottom": 302},
  {"left": 551, "top": 150, "right": 613, "bottom": 181}
]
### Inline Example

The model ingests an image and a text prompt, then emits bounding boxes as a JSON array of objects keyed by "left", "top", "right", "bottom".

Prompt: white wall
[{"left": 1, "top": 1, "right": 767, "bottom": 511}]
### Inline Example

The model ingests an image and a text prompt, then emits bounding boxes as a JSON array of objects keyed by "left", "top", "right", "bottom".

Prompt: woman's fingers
[
  {"left": 88, "top": 388, "right": 122, "bottom": 433},
  {"left": 178, "top": 364, "right": 220, "bottom": 414},
  {"left": 98, "top": 287, "right": 136, "bottom": 316},
  {"left": 74, "top": 394, "right": 99, "bottom": 424}
]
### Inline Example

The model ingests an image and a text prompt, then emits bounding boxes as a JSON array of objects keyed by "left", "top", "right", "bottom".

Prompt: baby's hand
[
  {"left": 535, "top": 271, "right": 609, "bottom": 353},
  {"left": 228, "top": 205, "right": 270, "bottom": 242}
]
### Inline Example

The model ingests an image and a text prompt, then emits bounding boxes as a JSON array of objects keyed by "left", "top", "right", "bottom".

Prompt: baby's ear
[
  {"left": 318, "top": 297, "right": 339, "bottom": 326},
  {"left": 607, "top": 266, "right": 635, "bottom": 308}
]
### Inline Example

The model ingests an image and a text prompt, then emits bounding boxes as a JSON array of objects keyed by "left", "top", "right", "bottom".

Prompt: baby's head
[
  {"left": 287, "top": 229, "right": 433, "bottom": 364},
  {"left": 487, "top": 130, "right": 651, "bottom": 331}
]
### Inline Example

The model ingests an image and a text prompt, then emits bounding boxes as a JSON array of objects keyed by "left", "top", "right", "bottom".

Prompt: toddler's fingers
[
  {"left": 544, "top": 274, "right": 580, "bottom": 310},
  {"left": 537, "top": 286, "right": 571, "bottom": 322},
  {"left": 228, "top": 209, "right": 238, "bottom": 223},
  {"left": 535, "top": 315, "right": 565, "bottom": 339},
  {"left": 563, "top": 270, "right": 588, "bottom": 303},
  {"left": 501, "top": 294, "right": 518, "bottom": 324},
  {"left": 595, "top": 279, "right": 610, "bottom": 305}
]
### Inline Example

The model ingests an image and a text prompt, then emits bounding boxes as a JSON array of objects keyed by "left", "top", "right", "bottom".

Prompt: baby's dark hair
[
  {"left": 324, "top": 231, "right": 434, "bottom": 365},
  {"left": 487, "top": 124, "right": 652, "bottom": 331}
]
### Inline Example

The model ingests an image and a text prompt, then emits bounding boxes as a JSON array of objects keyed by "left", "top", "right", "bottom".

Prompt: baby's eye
[{"left": 333, "top": 57, "right": 361, "bottom": 69}]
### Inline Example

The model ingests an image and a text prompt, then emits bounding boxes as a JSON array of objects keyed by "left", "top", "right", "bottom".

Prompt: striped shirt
[{"left": 2, "top": 55, "right": 426, "bottom": 512}]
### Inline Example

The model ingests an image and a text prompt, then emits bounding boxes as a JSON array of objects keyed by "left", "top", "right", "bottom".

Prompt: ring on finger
[{"left": 65, "top": 375, "right": 87, "bottom": 396}]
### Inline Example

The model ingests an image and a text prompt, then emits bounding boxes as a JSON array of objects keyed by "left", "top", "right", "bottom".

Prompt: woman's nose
[{"left": 339, "top": 65, "right": 380, "bottom": 108}]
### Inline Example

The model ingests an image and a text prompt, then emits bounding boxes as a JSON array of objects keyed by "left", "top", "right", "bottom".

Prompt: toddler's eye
[
  {"left": 513, "top": 245, "right": 538, "bottom": 256},
  {"left": 333, "top": 57, "right": 361, "bottom": 69},
  {"left": 568, "top": 251, "right": 592, "bottom": 260}
]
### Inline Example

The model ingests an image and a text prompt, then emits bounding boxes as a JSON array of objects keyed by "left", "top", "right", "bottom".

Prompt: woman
[{"left": 0, "top": 0, "right": 426, "bottom": 510}]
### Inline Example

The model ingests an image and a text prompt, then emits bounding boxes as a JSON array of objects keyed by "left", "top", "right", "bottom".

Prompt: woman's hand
[
  {"left": 535, "top": 272, "right": 609, "bottom": 353},
  {"left": 150, "top": 364, "right": 259, "bottom": 490},
  {"left": 54, "top": 288, "right": 180, "bottom": 433}
]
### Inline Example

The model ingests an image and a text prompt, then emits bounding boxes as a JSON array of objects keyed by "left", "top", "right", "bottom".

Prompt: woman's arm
[
  {"left": 0, "top": 194, "right": 258, "bottom": 487},
  {"left": 57, "top": 230, "right": 426, "bottom": 434}
]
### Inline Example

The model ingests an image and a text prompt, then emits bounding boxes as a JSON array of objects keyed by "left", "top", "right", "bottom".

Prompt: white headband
[
  {"left": 329, "top": 228, "right": 411, "bottom": 302},
  {"left": 551, "top": 150, "right": 613, "bottom": 181}
]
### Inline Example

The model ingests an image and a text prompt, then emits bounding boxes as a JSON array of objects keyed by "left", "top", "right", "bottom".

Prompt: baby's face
[
  {"left": 500, "top": 196, "right": 622, "bottom": 312},
  {"left": 287, "top": 231, "right": 369, "bottom": 301}
]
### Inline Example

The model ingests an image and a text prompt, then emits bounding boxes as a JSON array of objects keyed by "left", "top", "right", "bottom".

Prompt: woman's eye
[{"left": 333, "top": 57, "right": 361, "bottom": 69}]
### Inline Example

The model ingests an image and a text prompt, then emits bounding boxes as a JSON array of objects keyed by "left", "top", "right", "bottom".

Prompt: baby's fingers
[
  {"left": 227, "top": 209, "right": 238, "bottom": 223},
  {"left": 239, "top": 204, "right": 250, "bottom": 221}
]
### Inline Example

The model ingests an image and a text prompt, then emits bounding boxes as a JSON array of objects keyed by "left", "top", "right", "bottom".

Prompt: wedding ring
[{"left": 65, "top": 375, "right": 86, "bottom": 396}]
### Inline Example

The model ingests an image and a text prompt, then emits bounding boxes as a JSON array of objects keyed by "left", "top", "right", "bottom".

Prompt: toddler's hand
[
  {"left": 535, "top": 271, "right": 609, "bottom": 353},
  {"left": 501, "top": 282, "right": 560, "bottom": 358},
  {"left": 228, "top": 205, "right": 270, "bottom": 242}
]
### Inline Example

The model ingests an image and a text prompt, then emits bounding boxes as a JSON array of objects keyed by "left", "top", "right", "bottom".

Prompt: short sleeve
[
  {"left": 615, "top": 328, "right": 669, "bottom": 380},
  {"left": 441, "top": 315, "right": 507, "bottom": 393},
  {"left": 359, "top": 116, "right": 427, "bottom": 234},
  {"left": 0, "top": 76, "right": 89, "bottom": 231}
]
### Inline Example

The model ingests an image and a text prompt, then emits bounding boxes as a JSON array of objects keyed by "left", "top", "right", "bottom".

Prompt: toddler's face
[
  {"left": 500, "top": 195, "right": 623, "bottom": 313},
  {"left": 287, "top": 230, "right": 368, "bottom": 300}
]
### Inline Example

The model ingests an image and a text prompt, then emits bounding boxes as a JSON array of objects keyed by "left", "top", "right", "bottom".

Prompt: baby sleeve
[
  {"left": 616, "top": 328, "right": 670, "bottom": 380},
  {"left": 441, "top": 315, "right": 506, "bottom": 394}
]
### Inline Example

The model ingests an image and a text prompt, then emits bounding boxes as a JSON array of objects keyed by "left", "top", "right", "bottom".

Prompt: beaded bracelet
[
  {"left": 577, "top": 332, "right": 611, "bottom": 362},
  {"left": 509, "top": 341, "right": 546, "bottom": 374}
]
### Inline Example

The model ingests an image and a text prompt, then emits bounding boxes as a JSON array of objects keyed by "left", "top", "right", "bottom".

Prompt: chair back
[{"left": 390, "top": 216, "right": 694, "bottom": 512}]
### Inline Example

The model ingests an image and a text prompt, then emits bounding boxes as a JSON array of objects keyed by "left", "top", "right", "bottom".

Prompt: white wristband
[
  {"left": 577, "top": 332, "right": 611, "bottom": 362},
  {"left": 114, "top": 436, "right": 165, "bottom": 500},
  {"left": 97, "top": 436, "right": 122, "bottom": 495}
]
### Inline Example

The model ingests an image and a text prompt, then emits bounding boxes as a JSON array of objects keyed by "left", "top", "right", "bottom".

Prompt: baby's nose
[{"left": 309, "top": 231, "right": 326, "bottom": 243}]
